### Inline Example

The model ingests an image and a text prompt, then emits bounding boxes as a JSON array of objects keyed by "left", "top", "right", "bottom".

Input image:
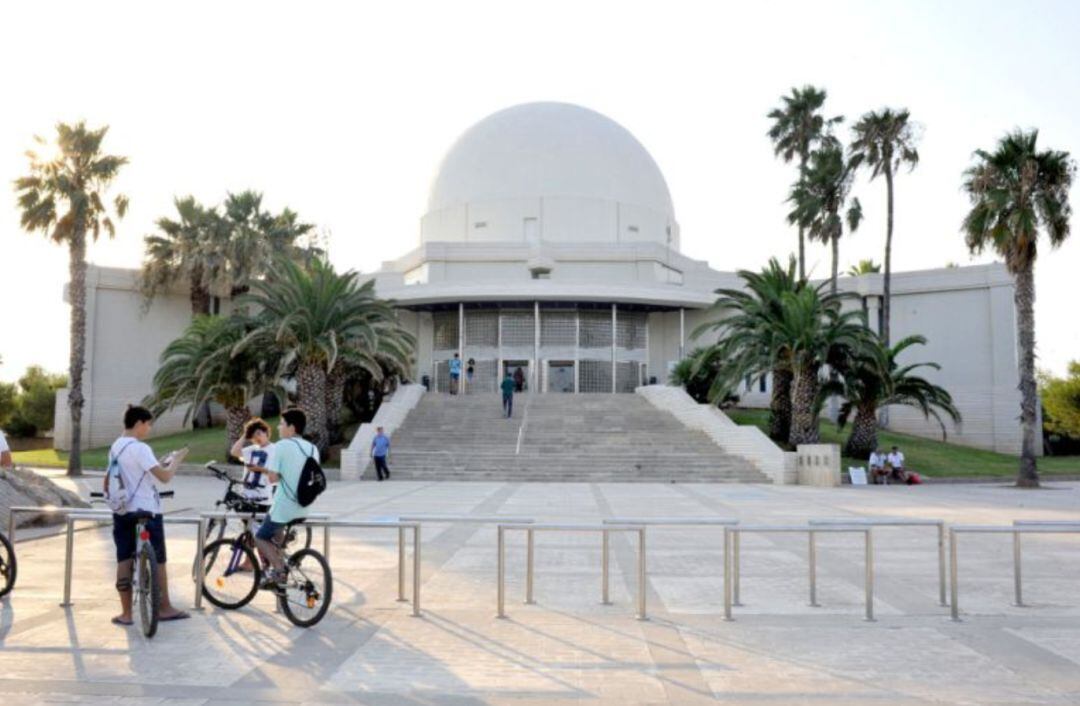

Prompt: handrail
[
  {"left": 810, "top": 517, "right": 947, "bottom": 606},
  {"left": 497, "top": 523, "right": 647, "bottom": 620}
]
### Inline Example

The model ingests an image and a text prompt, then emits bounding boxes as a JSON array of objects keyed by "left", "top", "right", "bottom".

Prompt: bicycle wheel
[
  {"left": 0, "top": 531, "right": 16, "bottom": 598},
  {"left": 137, "top": 543, "right": 160, "bottom": 638},
  {"left": 278, "top": 548, "right": 332, "bottom": 628},
  {"left": 201, "top": 538, "right": 260, "bottom": 610}
]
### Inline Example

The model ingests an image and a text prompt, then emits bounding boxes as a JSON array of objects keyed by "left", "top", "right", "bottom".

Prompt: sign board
[{"left": 849, "top": 466, "right": 868, "bottom": 485}]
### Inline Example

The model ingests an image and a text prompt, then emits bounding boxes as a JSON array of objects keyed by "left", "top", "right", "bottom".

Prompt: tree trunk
[
  {"left": 324, "top": 363, "right": 347, "bottom": 445},
  {"left": 844, "top": 404, "right": 879, "bottom": 458},
  {"left": 789, "top": 364, "right": 821, "bottom": 446},
  {"left": 189, "top": 266, "right": 211, "bottom": 316},
  {"left": 798, "top": 152, "right": 807, "bottom": 280},
  {"left": 830, "top": 230, "right": 839, "bottom": 296},
  {"left": 225, "top": 403, "right": 251, "bottom": 458},
  {"left": 297, "top": 361, "right": 329, "bottom": 455},
  {"left": 66, "top": 231, "right": 87, "bottom": 476},
  {"left": 1014, "top": 263, "right": 1040, "bottom": 487},
  {"left": 882, "top": 166, "right": 894, "bottom": 345},
  {"left": 768, "top": 367, "right": 793, "bottom": 443}
]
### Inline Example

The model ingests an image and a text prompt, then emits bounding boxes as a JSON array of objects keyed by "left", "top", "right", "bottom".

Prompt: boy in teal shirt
[
  {"left": 501, "top": 372, "right": 515, "bottom": 418},
  {"left": 255, "top": 408, "right": 319, "bottom": 590}
]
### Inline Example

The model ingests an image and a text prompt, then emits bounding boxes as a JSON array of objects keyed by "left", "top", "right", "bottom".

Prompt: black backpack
[{"left": 286, "top": 438, "right": 327, "bottom": 507}]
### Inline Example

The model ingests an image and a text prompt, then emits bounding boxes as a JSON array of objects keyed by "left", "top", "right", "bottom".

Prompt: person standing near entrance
[
  {"left": 371, "top": 425, "right": 391, "bottom": 481},
  {"left": 449, "top": 353, "right": 462, "bottom": 395},
  {"left": 501, "top": 372, "right": 516, "bottom": 418},
  {"left": 513, "top": 366, "right": 525, "bottom": 392}
]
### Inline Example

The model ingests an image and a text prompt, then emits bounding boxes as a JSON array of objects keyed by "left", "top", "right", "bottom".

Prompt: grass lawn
[{"left": 725, "top": 408, "right": 1080, "bottom": 478}]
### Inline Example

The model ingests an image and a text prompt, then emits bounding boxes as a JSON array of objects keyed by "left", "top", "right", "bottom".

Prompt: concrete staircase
[{"left": 373, "top": 392, "right": 771, "bottom": 482}]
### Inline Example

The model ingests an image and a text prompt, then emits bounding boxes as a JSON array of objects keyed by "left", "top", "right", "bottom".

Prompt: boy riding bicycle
[
  {"left": 107, "top": 405, "right": 189, "bottom": 626},
  {"left": 254, "top": 408, "right": 320, "bottom": 591},
  {"left": 229, "top": 417, "right": 275, "bottom": 570}
]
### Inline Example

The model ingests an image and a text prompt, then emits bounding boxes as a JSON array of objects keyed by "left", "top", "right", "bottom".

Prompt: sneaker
[{"left": 258, "top": 570, "right": 285, "bottom": 594}]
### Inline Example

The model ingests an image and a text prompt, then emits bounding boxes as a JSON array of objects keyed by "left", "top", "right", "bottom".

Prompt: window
[
  {"left": 759, "top": 375, "right": 767, "bottom": 393},
  {"left": 474, "top": 221, "right": 488, "bottom": 229}
]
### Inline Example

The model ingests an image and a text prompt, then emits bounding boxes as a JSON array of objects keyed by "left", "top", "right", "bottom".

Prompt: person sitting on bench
[
  {"left": 887, "top": 445, "right": 908, "bottom": 483},
  {"left": 868, "top": 447, "right": 889, "bottom": 484}
]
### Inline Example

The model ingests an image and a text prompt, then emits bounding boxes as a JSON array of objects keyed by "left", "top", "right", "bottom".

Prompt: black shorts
[{"left": 112, "top": 512, "right": 167, "bottom": 564}]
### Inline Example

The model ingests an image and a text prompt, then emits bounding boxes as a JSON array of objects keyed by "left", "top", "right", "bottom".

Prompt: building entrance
[
  {"left": 503, "top": 360, "right": 530, "bottom": 392},
  {"left": 548, "top": 361, "right": 574, "bottom": 393}
]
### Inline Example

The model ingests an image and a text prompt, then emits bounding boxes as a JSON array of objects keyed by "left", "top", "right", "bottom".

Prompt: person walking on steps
[
  {"left": 501, "top": 372, "right": 515, "bottom": 419},
  {"left": 449, "top": 353, "right": 462, "bottom": 395},
  {"left": 371, "top": 425, "right": 391, "bottom": 481}
]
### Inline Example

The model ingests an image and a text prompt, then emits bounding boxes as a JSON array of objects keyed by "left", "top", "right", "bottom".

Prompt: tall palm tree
[
  {"left": 237, "top": 258, "right": 414, "bottom": 454},
  {"left": 788, "top": 140, "right": 863, "bottom": 294},
  {"left": 221, "top": 190, "right": 316, "bottom": 297},
  {"left": 823, "top": 334, "right": 960, "bottom": 457},
  {"left": 775, "top": 285, "right": 872, "bottom": 445},
  {"left": 14, "top": 122, "right": 128, "bottom": 476},
  {"left": 767, "top": 86, "right": 843, "bottom": 278},
  {"left": 692, "top": 257, "right": 806, "bottom": 442},
  {"left": 140, "top": 196, "right": 223, "bottom": 315},
  {"left": 147, "top": 314, "right": 280, "bottom": 453},
  {"left": 850, "top": 109, "right": 920, "bottom": 345},
  {"left": 962, "top": 129, "right": 1074, "bottom": 487}
]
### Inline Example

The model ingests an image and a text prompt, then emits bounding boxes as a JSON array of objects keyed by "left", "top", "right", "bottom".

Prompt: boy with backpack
[{"left": 254, "top": 408, "right": 326, "bottom": 591}]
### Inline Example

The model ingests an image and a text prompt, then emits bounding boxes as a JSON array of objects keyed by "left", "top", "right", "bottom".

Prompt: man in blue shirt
[
  {"left": 501, "top": 372, "right": 515, "bottom": 419},
  {"left": 371, "top": 426, "right": 391, "bottom": 481},
  {"left": 449, "top": 353, "right": 462, "bottom": 394}
]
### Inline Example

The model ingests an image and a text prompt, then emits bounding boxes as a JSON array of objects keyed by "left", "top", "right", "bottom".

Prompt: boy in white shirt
[
  {"left": 228, "top": 417, "right": 275, "bottom": 509},
  {"left": 868, "top": 447, "right": 888, "bottom": 484},
  {"left": 887, "top": 446, "right": 908, "bottom": 483},
  {"left": 106, "top": 405, "right": 189, "bottom": 626}
]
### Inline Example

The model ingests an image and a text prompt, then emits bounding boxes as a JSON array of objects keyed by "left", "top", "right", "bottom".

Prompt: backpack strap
[{"left": 105, "top": 439, "right": 140, "bottom": 494}]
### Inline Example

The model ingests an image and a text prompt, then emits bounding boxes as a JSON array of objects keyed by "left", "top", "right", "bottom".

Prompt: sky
[{"left": 1, "top": 0, "right": 1079, "bottom": 383}]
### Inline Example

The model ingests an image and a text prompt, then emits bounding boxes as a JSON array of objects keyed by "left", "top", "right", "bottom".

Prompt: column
[
  {"left": 644, "top": 311, "right": 650, "bottom": 386},
  {"left": 497, "top": 310, "right": 503, "bottom": 387},
  {"left": 534, "top": 301, "right": 540, "bottom": 393},
  {"left": 574, "top": 310, "right": 580, "bottom": 393},
  {"left": 458, "top": 302, "right": 465, "bottom": 394},
  {"left": 611, "top": 303, "right": 617, "bottom": 393},
  {"left": 679, "top": 307, "right": 685, "bottom": 359}
]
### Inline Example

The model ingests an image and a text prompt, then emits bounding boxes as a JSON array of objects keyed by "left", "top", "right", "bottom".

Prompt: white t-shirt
[
  {"left": 108, "top": 436, "right": 162, "bottom": 514},
  {"left": 239, "top": 443, "right": 275, "bottom": 502},
  {"left": 0, "top": 430, "right": 9, "bottom": 454},
  {"left": 887, "top": 451, "right": 906, "bottom": 468},
  {"left": 868, "top": 452, "right": 886, "bottom": 469}
]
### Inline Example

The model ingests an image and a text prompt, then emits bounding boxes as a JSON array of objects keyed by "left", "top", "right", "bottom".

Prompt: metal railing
[
  {"left": 602, "top": 517, "right": 737, "bottom": 606},
  {"left": 950, "top": 523, "right": 1080, "bottom": 621},
  {"left": 724, "top": 524, "right": 874, "bottom": 621},
  {"left": 8, "top": 505, "right": 99, "bottom": 543},
  {"left": 497, "top": 523, "right": 647, "bottom": 620},
  {"left": 809, "top": 517, "right": 947, "bottom": 606}
]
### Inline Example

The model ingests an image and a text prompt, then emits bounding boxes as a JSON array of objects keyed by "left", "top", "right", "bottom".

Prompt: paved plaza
[{"left": 3, "top": 476, "right": 1080, "bottom": 705}]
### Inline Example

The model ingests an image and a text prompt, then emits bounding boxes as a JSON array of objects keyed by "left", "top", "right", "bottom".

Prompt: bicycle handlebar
[{"left": 89, "top": 490, "right": 174, "bottom": 498}]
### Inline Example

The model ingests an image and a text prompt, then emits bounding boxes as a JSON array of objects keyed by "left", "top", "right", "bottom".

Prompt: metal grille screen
[
  {"left": 615, "top": 361, "right": 640, "bottom": 393},
  {"left": 541, "top": 311, "right": 576, "bottom": 347},
  {"left": 616, "top": 311, "right": 647, "bottom": 350},
  {"left": 468, "top": 359, "right": 497, "bottom": 393},
  {"left": 579, "top": 360, "right": 613, "bottom": 393},
  {"left": 579, "top": 311, "right": 612, "bottom": 349},
  {"left": 433, "top": 311, "right": 458, "bottom": 351},
  {"left": 464, "top": 310, "right": 497, "bottom": 347},
  {"left": 500, "top": 311, "right": 535, "bottom": 347},
  {"left": 434, "top": 360, "right": 450, "bottom": 393}
]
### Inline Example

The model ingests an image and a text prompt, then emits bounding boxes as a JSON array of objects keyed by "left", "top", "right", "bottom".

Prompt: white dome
[{"left": 422, "top": 102, "right": 678, "bottom": 249}]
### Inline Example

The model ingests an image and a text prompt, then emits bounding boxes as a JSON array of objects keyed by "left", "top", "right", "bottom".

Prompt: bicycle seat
[{"left": 130, "top": 510, "right": 155, "bottom": 521}]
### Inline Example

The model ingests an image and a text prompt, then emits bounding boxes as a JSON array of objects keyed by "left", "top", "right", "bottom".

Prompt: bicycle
[
  {"left": 0, "top": 527, "right": 15, "bottom": 598},
  {"left": 90, "top": 489, "right": 175, "bottom": 638},
  {"left": 197, "top": 463, "right": 331, "bottom": 627}
]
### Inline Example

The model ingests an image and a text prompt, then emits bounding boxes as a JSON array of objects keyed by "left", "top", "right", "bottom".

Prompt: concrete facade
[{"left": 56, "top": 102, "right": 1024, "bottom": 455}]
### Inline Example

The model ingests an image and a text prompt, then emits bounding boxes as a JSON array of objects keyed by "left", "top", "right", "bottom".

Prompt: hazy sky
[{"left": 2, "top": 0, "right": 1078, "bottom": 383}]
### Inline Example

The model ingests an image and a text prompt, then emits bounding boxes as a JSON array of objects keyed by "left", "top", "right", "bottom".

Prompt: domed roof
[{"left": 426, "top": 102, "right": 675, "bottom": 220}]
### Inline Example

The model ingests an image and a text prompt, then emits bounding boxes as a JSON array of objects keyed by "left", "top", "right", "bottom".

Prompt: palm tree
[
  {"left": 140, "top": 196, "right": 223, "bottom": 315},
  {"left": 788, "top": 140, "right": 863, "bottom": 294},
  {"left": 847, "top": 259, "right": 881, "bottom": 276},
  {"left": 962, "top": 129, "right": 1074, "bottom": 487},
  {"left": 237, "top": 258, "right": 414, "bottom": 454},
  {"left": 767, "top": 86, "right": 843, "bottom": 278},
  {"left": 850, "top": 109, "right": 920, "bottom": 345},
  {"left": 14, "top": 122, "right": 128, "bottom": 476},
  {"left": 775, "top": 285, "right": 873, "bottom": 445},
  {"left": 221, "top": 190, "right": 316, "bottom": 297},
  {"left": 147, "top": 314, "right": 280, "bottom": 453},
  {"left": 692, "top": 257, "right": 806, "bottom": 442},
  {"left": 823, "top": 335, "right": 960, "bottom": 457}
]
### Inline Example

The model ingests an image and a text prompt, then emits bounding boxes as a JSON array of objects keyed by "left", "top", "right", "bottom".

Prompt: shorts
[
  {"left": 113, "top": 512, "right": 167, "bottom": 563},
  {"left": 256, "top": 518, "right": 286, "bottom": 541}
]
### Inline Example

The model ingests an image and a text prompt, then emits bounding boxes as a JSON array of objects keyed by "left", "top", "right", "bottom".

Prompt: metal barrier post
[
  {"left": 497, "top": 525, "right": 506, "bottom": 618},
  {"left": 601, "top": 529, "right": 610, "bottom": 605},
  {"left": 397, "top": 526, "right": 407, "bottom": 602},
  {"left": 61, "top": 516, "right": 75, "bottom": 607},
  {"left": 733, "top": 531, "right": 741, "bottom": 606},
  {"left": 1013, "top": 531, "right": 1023, "bottom": 607},
  {"left": 412, "top": 525, "right": 421, "bottom": 617},
  {"left": 864, "top": 528, "right": 874, "bottom": 621},
  {"left": 637, "top": 527, "right": 647, "bottom": 620},
  {"left": 950, "top": 528, "right": 959, "bottom": 621},
  {"left": 7, "top": 511, "right": 16, "bottom": 544},
  {"left": 194, "top": 517, "right": 207, "bottom": 611},
  {"left": 938, "top": 522, "right": 947, "bottom": 606},
  {"left": 808, "top": 529, "right": 819, "bottom": 607},
  {"left": 526, "top": 528, "right": 535, "bottom": 604},
  {"left": 324, "top": 525, "right": 331, "bottom": 562},
  {"left": 723, "top": 527, "right": 733, "bottom": 621}
]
